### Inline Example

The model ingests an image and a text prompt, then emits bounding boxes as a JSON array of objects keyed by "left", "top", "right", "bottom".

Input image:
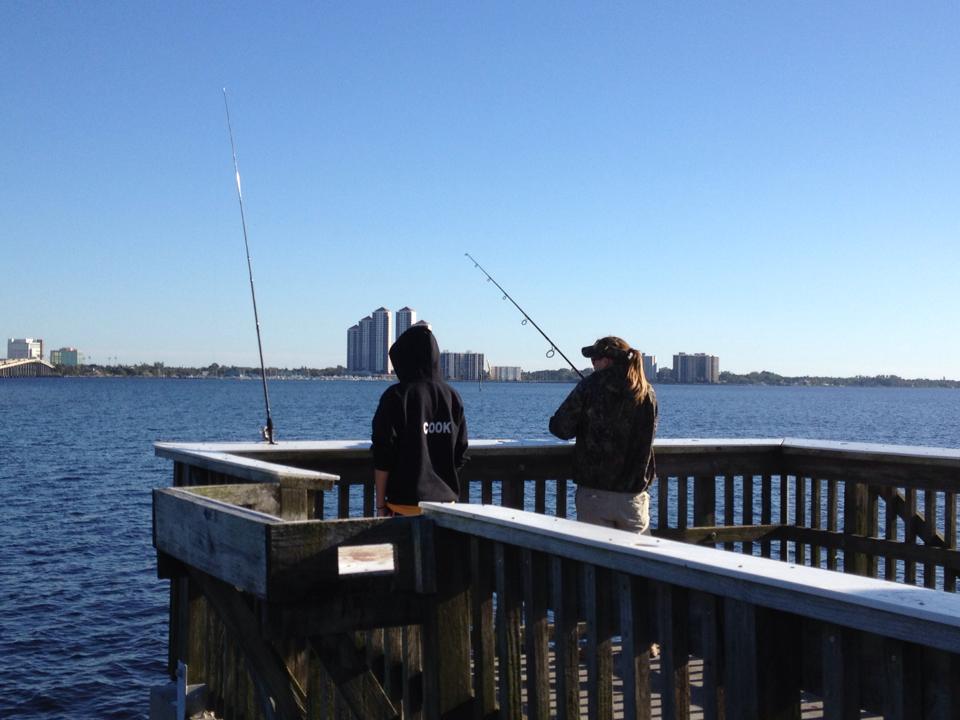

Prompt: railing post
[
  {"left": 724, "top": 598, "right": 758, "bottom": 719},
  {"left": 693, "top": 475, "right": 717, "bottom": 532},
  {"left": 844, "top": 481, "right": 870, "bottom": 576},
  {"left": 420, "top": 524, "right": 473, "bottom": 719}
]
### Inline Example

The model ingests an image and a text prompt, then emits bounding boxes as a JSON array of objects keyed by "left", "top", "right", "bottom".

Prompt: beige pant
[{"left": 575, "top": 486, "right": 650, "bottom": 534}]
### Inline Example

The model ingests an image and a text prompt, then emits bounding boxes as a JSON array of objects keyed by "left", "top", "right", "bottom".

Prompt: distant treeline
[
  {"left": 53, "top": 363, "right": 958, "bottom": 387},
  {"left": 58, "top": 363, "right": 349, "bottom": 379},
  {"left": 718, "top": 370, "right": 960, "bottom": 388}
]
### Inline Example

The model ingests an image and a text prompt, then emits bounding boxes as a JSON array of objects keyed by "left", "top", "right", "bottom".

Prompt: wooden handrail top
[
  {"left": 154, "top": 444, "right": 339, "bottom": 489},
  {"left": 155, "top": 436, "right": 960, "bottom": 477},
  {"left": 422, "top": 502, "right": 960, "bottom": 654}
]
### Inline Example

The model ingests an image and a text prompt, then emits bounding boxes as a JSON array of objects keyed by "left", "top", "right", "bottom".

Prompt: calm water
[{"left": 1, "top": 378, "right": 958, "bottom": 718}]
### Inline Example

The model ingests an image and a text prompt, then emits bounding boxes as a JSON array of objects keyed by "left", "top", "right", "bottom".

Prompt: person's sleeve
[
  {"left": 454, "top": 403, "right": 468, "bottom": 470},
  {"left": 371, "top": 391, "right": 400, "bottom": 471},
  {"left": 548, "top": 383, "right": 584, "bottom": 439}
]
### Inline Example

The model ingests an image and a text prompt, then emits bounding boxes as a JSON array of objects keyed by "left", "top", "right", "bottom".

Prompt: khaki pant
[{"left": 575, "top": 486, "right": 650, "bottom": 534}]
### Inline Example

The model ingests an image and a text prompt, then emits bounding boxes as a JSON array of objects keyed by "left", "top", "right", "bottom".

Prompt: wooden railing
[
  {"left": 156, "top": 437, "right": 960, "bottom": 591},
  {"left": 153, "top": 438, "right": 960, "bottom": 719}
]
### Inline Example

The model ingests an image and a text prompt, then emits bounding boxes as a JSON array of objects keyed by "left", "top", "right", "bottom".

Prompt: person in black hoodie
[{"left": 372, "top": 324, "right": 468, "bottom": 517}]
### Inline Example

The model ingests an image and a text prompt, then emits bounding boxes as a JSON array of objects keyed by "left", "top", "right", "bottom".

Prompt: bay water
[{"left": 1, "top": 378, "right": 958, "bottom": 718}]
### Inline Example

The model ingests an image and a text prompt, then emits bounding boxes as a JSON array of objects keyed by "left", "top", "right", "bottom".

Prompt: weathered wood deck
[{"left": 152, "top": 438, "right": 960, "bottom": 719}]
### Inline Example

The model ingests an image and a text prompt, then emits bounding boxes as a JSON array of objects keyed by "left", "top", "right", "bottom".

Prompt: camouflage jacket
[{"left": 548, "top": 365, "right": 657, "bottom": 493}]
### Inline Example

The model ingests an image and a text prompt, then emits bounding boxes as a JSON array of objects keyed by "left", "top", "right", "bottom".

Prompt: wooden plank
[
  {"left": 742, "top": 474, "right": 754, "bottom": 555},
  {"left": 779, "top": 475, "right": 789, "bottom": 561},
  {"left": 905, "top": 488, "right": 917, "bottom": 583},
  {"left": 656, "top": 524, "right": 781, "bottom": 545},
  {"left": 677, "top": 475, "right": 689, "bottom": 532},
  {"left": 694, "top": 590, "right": 722, "bottom": 720},
  {"left": 693, "top": 475, "right": 716, "bottom": 529},
  {"left": 550, "top": 556, "right": 579, "bottom": 720},
  {"left": 921, "top": 646, "right": 953, "bottom": 720},
  {"left": 154, "top": 488, "right": 271, "bottom": 597},
  {"left": 190, "top": 569, "right": 306, "bottom": 720},
  {"left": 947, "top": 490, "right": 957, "bottom": 591},
  {"left": 522, "top": 549, "right": 550, "bottom": 720},
  {"left": 534, "top": 479, "right": 546, "bottom": 515},
  {"left": 811, "top": 477, "right": 822, "bottom": 567},
  {"left": 761, "top": 474, "right": 773, "bottom": 558},
  {"left": 724, "top": 598, "right": 758, "bottom": 719},
  {"left": 925, "top": 489, "right": 938, "bottom": 588},
  {"left": 582, "top": 564, "right": 614, "bottom": 720},
  {"left": 656, "top": 581, "right": 690, "bottom": 720},
  {"left": 659, "top": 473, "right": 670, "bottom": 530},
  {"left": 881, "top": 637, "right": 905, "bottom": 720},
  {"left": 794, "top": 476, "right": 806, "bottom": 566},
  {"left": 494, "top": 542, "right": 523, "bottom": 719},
  {"left": 281, "top": 486, "right": 309, "bottom": 521},
  {"left": 867, "top": 486, "right": 879, "bottom": 577},
  {"left": 827, "top": 479, "right": 839, "bottom": 570},
  {"left": 267, "top": 517, "right": 414, "bottom": 599},
  {"left": 757, "top": 607, "right": 801, "bottom": 719},
  {"left": 420, "top": 527, "right": 472, "bottom": 720},
  {"left": 724, "top": 475, "right": 735, "bottom": 551},
  {"left": 770, "top": 524, "right": 960, "bottom": 572},
  {"left": 188, "top": 483, "right": 281, "bottom": 516},
  {"left": 310, "top": 633, "right": 398, "bottom": 720},
  {"left": 885, "top": 488, "right": 899, "bottom": 582},
  {"left": 401, "top": 625, "right": 423, "bottom": 720},
  {"left": 556, "top": 477, "right": 568, "bottom": 518},
  {"left": 617, "top": 573, "right": 652, "bottom": 720},
  {"left": 470, "top": 538, "right": 496, "bottom": 719},
  {"left": 267, "top": 590, "right": 424, "bottom": 637}
]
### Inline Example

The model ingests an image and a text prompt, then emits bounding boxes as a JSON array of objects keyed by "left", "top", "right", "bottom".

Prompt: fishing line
[
  {"left": 465, "top": 253, "right": 584, "bottom": 379},
  {"left": 223, "top": 88, "right": 276, "bottom": 443}
]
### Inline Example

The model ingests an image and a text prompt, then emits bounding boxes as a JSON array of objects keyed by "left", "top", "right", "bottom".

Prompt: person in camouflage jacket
[{"left": 549, "top": 336, "right": 658, "bottom": 533}]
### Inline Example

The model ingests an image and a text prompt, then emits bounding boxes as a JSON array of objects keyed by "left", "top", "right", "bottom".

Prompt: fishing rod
[
  {"left": 465, "top": 253, "right": 584, "bottom": 379},
  {"left": 223, "top": 88, "right": 276, "bottom": 443}
]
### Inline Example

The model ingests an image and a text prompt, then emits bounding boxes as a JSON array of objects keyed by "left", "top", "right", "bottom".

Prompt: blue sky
[{"left": 2, "top": 3, "right": 958, "bottom": 378}]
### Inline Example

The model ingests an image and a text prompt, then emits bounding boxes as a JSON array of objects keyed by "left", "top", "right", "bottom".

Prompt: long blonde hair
[{"left": 593, "top": 336, "right": 652, "bottom": 403}]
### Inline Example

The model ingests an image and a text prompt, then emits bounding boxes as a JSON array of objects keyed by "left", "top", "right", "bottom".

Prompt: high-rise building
[
  {"left": 7, "top": 338, "right": 43, "bottom": 360},
  {"left": 346, "top": 325, "right": 362, "bottom": 371},
  {"left": 396, "top": 307, "right": 417, "bottom": 337},
  {"left": 440, "top": 351, "right": 485, "bottom": 381},
  {"left": 369, "top": 307, "right": 393, "bottom": 374},
  {"left": 489, "top": 365, "right": 522, "bottom": 382},
  {"left": 346, "top": 308, "right": 395, "bottom": 373},
  {"left": 672, "top": 352, "right": 720, "bottom": 384},
  {"left": 50, "top": 347, "right": 80, "bottom": 366},
  {"left": 641, "top": 354, "right": 657, "bottom": 381}
]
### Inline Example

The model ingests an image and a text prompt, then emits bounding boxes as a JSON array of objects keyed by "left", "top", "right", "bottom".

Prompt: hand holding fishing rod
[
  {"left": 223, "top": 88, "right": 276, "bottom": 443},
  {"left": 465, "top": 253, "right": 584, "bottom": 379}
]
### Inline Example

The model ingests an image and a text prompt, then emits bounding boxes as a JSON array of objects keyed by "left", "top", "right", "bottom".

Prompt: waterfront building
[
  {"left": 440, "top": 351, "right": 485, "bottom": 382},
  {"left": 641, "top": 353, "right": 657, "bottom": 381},
  {"left": 7, "top": 338, "right": 43, "bottom": 360},
  {"left": 50, "top": 347, "right": 80, "bottom": 366},
  {"left": 346, "top": 325, "right": 362, "bottom": 371},
  {"left": 396, "top": 307, "right": 417, "bottom": 337},
  {"left": 489, "top": 365, "right": 522, "bottom": 382},
  {"left": 346, "top": 308, "right": 393, "bottom": 373},
  {"left": 673, "top": 352, "right": 720, "bottom": 384},
  {"left": 369, "top": 307, "right": 392, "bottom": 374}
]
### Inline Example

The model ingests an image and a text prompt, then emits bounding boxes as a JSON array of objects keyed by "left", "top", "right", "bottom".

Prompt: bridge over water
[{"left": 0, "top": 358, "right": 60, "bottom": 377}]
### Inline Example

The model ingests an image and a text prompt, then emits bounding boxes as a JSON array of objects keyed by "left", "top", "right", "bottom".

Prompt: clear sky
[{"left": 2, "top": 3, "right": 958, "bottom": 378}]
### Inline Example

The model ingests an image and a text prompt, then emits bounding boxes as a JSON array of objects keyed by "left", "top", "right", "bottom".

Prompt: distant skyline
[{"left": 2, "top": 4, "right": 958, "bottom": 379}]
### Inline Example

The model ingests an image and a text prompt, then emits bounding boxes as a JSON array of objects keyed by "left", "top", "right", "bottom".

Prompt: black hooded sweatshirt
[{"left": 371, "top": 325, "right": 468, "bottom": 505}]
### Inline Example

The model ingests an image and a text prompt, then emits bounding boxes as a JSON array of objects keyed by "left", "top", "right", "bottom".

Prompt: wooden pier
[{"left": 152, "top": 438, "right": 960, "bottom": 719}]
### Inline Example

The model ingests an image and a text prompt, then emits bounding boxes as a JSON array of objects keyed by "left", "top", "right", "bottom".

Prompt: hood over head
[{"left": 389, "top": 324, "right": 441, "bottom": 382}]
